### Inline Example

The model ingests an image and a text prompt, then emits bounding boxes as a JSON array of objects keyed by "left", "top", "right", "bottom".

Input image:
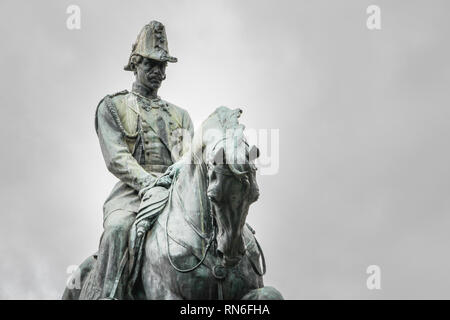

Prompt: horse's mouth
[{"left": 217, "top": 248, "right": 245, "bottom": 267}]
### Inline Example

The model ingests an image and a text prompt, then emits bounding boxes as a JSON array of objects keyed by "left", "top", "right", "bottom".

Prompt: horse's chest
[{"left": 175, "top": 258, "right": 260, "bottom": 300}]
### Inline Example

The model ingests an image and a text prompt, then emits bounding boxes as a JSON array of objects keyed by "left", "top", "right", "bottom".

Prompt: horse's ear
[
  {"left": 213, "top": 147, "right": 225, "bottom": 165},
  {"left": 249, "top": 145, "right": 260, "bottom": 161}
]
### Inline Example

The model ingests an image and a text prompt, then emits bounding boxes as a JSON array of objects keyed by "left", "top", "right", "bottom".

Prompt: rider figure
[{"left": 79, "top": 21, "right": 193, "bottom": 299}]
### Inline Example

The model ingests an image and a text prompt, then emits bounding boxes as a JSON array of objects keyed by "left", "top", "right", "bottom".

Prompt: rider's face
[{"left": 135, "top": 57, "right": 167, "bottom": 90}]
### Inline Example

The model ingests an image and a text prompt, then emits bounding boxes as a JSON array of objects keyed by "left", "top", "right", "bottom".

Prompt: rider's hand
[
  {"left": 166, "top": 162, "right": 183, "bottom": 178},
  {"left": 155, "top": 175, "right": 172, "bottom": 188}
]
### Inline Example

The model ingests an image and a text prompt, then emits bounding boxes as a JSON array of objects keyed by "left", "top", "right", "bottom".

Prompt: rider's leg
[
  {"left": 81, "top": 209, "right": 135, "bottom": 299},
  {"left": 62, "top": 254, "right": 96, "bottom": 300}
]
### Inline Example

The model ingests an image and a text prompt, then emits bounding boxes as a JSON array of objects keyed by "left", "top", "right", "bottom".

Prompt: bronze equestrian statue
[{"left": 62, "top": 21, "right": 283, "bottom": 300}]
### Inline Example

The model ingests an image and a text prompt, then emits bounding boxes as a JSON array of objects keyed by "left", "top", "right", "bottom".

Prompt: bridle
[
  {"left": 166, "top": 136, "right": 250, "bottom": 270},
  {"left": 164, "top": 135, "right": 264, "bottom": 299}
]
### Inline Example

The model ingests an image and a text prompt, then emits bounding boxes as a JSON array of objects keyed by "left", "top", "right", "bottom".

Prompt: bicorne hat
[{"left": 124, "top": 21, "right": 177, "bottom": 71}]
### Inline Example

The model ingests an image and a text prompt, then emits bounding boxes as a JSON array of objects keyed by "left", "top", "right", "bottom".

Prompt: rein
[{"left": 165, "top": 161, "right": 216, "bottom": 273}]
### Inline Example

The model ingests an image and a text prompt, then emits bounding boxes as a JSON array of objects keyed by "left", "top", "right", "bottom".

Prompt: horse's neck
[{"left": 172, "top": 162, "right": 213, "bottom": 237}]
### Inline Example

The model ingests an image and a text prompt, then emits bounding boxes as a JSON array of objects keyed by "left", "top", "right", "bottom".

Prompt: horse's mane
[
  {"left": 188, "top": 106, "right": 252, "bottom": 176},
  {"left": 211, "top": 106, "right": 243, "bottom": 131}
]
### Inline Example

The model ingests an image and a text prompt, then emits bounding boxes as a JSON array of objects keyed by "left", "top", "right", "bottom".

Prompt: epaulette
[
  {"left": 94, "top": 90, "right": 131, "bottom": 135},
  {"left": 109, "top": 90, "right": 129, "bottom": 98}
]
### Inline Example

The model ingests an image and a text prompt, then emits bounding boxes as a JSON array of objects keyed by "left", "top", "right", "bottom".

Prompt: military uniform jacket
[{"left": 95, "top": 90, "right": 194, "bottom": 222}]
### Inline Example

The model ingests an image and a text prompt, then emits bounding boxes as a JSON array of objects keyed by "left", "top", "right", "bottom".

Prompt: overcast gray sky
[{"left": 1, "top": 0, "right": 449, "bottom": 299}]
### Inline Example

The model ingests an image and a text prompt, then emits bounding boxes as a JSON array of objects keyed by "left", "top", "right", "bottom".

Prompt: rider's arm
[{"left": 96, "top": 99, "right": 155, "bottom": 193}]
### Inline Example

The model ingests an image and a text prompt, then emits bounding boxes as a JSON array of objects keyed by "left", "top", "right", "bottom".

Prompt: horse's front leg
[{"left": 241, "top": 286, "right": 284, "bottom": 300}]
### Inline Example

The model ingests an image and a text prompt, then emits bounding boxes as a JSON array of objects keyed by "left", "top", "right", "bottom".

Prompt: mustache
[{"left": 146, "top": 72, "right": 163, "bottom": 81}]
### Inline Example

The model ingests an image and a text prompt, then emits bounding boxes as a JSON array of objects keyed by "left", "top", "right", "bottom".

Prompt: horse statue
[{"left": 63, "top": 106, "right": 283, "bottom": 300}]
